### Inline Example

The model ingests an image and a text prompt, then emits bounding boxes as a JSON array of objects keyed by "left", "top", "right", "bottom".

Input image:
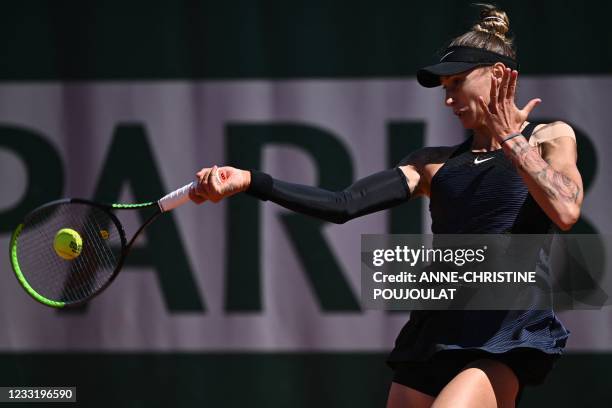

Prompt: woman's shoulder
[
  {"left": 530, "top": 121, "right": 577, "bottom": 146},
  {"left": 396, "top": 145, "right": 460, "bottom": 167},
  {"left": 396, "top": 144, "right": 462, "bottom": 197}
]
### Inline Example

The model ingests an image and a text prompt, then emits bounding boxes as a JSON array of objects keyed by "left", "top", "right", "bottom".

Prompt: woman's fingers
[
  {"left": 205, "top": 165, "right": 223, "bottom": 202},
  {"left": 191, "top": 166, "right": 247, "bottom": 204},
  {"left": 507, "top": 70, "right": 518, "bottom": 101},
  {"left": 196, "top": 168, "right": 211, "bottom": 182},
  {"left": 498, "top": 68, "right": 510, "bottom": 103},
  {"left": 190, "top": 167, "right": 212, "bottom": 204},
  {"left": 190, "top": 166, "right": 222, "bottom": 203},
  {"left": 478, "top": 96, "right": 492, "bottom": 117},
  {"left": 217, "top": 167, "right": 229, "bottom": 183},
  {"left": 189, "top": 186, "right": 207, "bottom": 204},
  {"left": 489, "top": 75, "right": 498, "bottom": 114},
  {"left": 521, "top": 98, "right": 542, "bottom": 118},
  {"left": 481, "top": 69, "right": 540, "bottom": 137}
]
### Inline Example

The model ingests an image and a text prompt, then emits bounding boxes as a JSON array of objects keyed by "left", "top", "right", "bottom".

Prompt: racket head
[{"left": 9, "top": 198, "right": 128, "bottom": 308}]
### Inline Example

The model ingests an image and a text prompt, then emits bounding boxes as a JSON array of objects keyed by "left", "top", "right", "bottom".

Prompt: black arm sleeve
[{"left": 245, "top": 168, "right": 411, "bottom": 224}]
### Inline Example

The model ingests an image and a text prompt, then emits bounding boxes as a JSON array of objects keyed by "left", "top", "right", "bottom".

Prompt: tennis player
[{"left": 191, "top": 4, "right": 583, "bottom": 407}]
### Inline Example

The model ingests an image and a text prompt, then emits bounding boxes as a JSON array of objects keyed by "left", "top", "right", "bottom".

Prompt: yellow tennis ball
[{"left": 53, "top": 228, "right": 83, "bottom": 260}]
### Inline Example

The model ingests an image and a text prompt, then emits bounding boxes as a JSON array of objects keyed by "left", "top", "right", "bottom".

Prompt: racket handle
[{"left": 158, "top": 181, "right": 197, "bottom": 212}]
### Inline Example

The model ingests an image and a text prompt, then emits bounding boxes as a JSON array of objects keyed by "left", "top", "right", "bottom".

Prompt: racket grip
[{"left": 158, "top": 181, "right": 197, "bottom": 212}]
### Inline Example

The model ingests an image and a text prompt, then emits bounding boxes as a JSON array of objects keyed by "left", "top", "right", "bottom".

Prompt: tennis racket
[{"left": 9, "top": 181, "right": 197, "bottom": 308}]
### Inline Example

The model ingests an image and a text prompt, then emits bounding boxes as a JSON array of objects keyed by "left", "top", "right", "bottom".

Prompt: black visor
[{"left": 417, "top": 46, "right": 519, "bottom": 88}]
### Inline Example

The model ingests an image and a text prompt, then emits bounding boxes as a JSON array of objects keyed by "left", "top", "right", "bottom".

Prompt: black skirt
[
  {"left": 387, "top": 309, "right": 569, "bottom": 395},
  {"left": 391, "top": 347, "right": 561, "bottom": 397}
]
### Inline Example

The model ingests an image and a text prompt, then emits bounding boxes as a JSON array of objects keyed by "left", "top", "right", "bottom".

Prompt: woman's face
[{"left": 440, "top": 65, "right": 498, "bottom": 129}]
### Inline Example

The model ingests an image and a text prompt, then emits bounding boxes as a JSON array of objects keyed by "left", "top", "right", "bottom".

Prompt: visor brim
[{"left": 417, "top": 62, "right": 489, "bottom": 88}]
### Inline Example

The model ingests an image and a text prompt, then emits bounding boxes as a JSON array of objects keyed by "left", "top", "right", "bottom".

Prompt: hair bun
[{"left": 473, "top": 3, "right": 510, "bottom": 43}]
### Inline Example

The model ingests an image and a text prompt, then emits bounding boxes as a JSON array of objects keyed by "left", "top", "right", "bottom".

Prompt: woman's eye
[{"left": 442, "top": 77, "right": 463, "bottom": 91}]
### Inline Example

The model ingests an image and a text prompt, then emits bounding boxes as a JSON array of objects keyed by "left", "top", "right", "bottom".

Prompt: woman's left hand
[{"left": 478, "top": 68, "right": 541, "bottom": 140}]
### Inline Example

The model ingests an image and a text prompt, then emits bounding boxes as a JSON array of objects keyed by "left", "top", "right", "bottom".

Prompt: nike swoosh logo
[
  {"left": 473, "top": 156, "right": 495, "bottom": 165},
  {"left": 440, "top": 51, "right": 454, "bottom": 62}
]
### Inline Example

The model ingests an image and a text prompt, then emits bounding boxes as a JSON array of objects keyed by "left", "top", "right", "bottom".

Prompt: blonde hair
[{"left": 449, "top": 3, "right": 516, "bottom": 59}]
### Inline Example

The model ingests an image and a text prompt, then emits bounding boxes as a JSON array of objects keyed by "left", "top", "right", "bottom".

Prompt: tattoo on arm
[{"left": 509, "top": 139, "right": 580, "bottom": 203}]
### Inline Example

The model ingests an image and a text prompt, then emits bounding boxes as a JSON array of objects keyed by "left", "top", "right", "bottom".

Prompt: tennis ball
[{"left": 54, "top": 228, "right": 83, "bottom": 260}]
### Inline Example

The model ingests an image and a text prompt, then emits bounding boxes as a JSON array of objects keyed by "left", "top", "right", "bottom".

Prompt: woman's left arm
[
  {"left": 502, "top": 122, "right": 583, "bottom": 231},
  {"left": 478, "top": 67, "right": 583, "bottom": 231}
]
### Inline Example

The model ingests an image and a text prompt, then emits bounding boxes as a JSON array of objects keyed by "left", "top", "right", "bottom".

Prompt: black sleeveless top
[
  {"left": 429, "top": 122, "right": 554, "bottom": 234},
  {"left": 388, "top": 123, "right": 570, "bottom": 365}
]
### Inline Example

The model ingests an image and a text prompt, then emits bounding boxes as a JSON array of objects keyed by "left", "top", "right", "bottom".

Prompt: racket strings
[
  {"left": 14, "top": 202, "right": 123, "bottom": 305},
  {"left": 63, "top": 205, "right": 121, "bottom": 300}
]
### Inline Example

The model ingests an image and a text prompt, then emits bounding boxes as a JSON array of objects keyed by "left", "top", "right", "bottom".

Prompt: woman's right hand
[{"left": 190, "top": 165, "right": 251, "bottom": 204}]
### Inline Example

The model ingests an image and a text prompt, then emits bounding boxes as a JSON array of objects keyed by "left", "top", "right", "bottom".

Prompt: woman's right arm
[
  {"left": 244, "top": 167, "right": 411, "bottom": 224},
  {"left": 192, "top": 151, "right": 425, "bottom": 224}
]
